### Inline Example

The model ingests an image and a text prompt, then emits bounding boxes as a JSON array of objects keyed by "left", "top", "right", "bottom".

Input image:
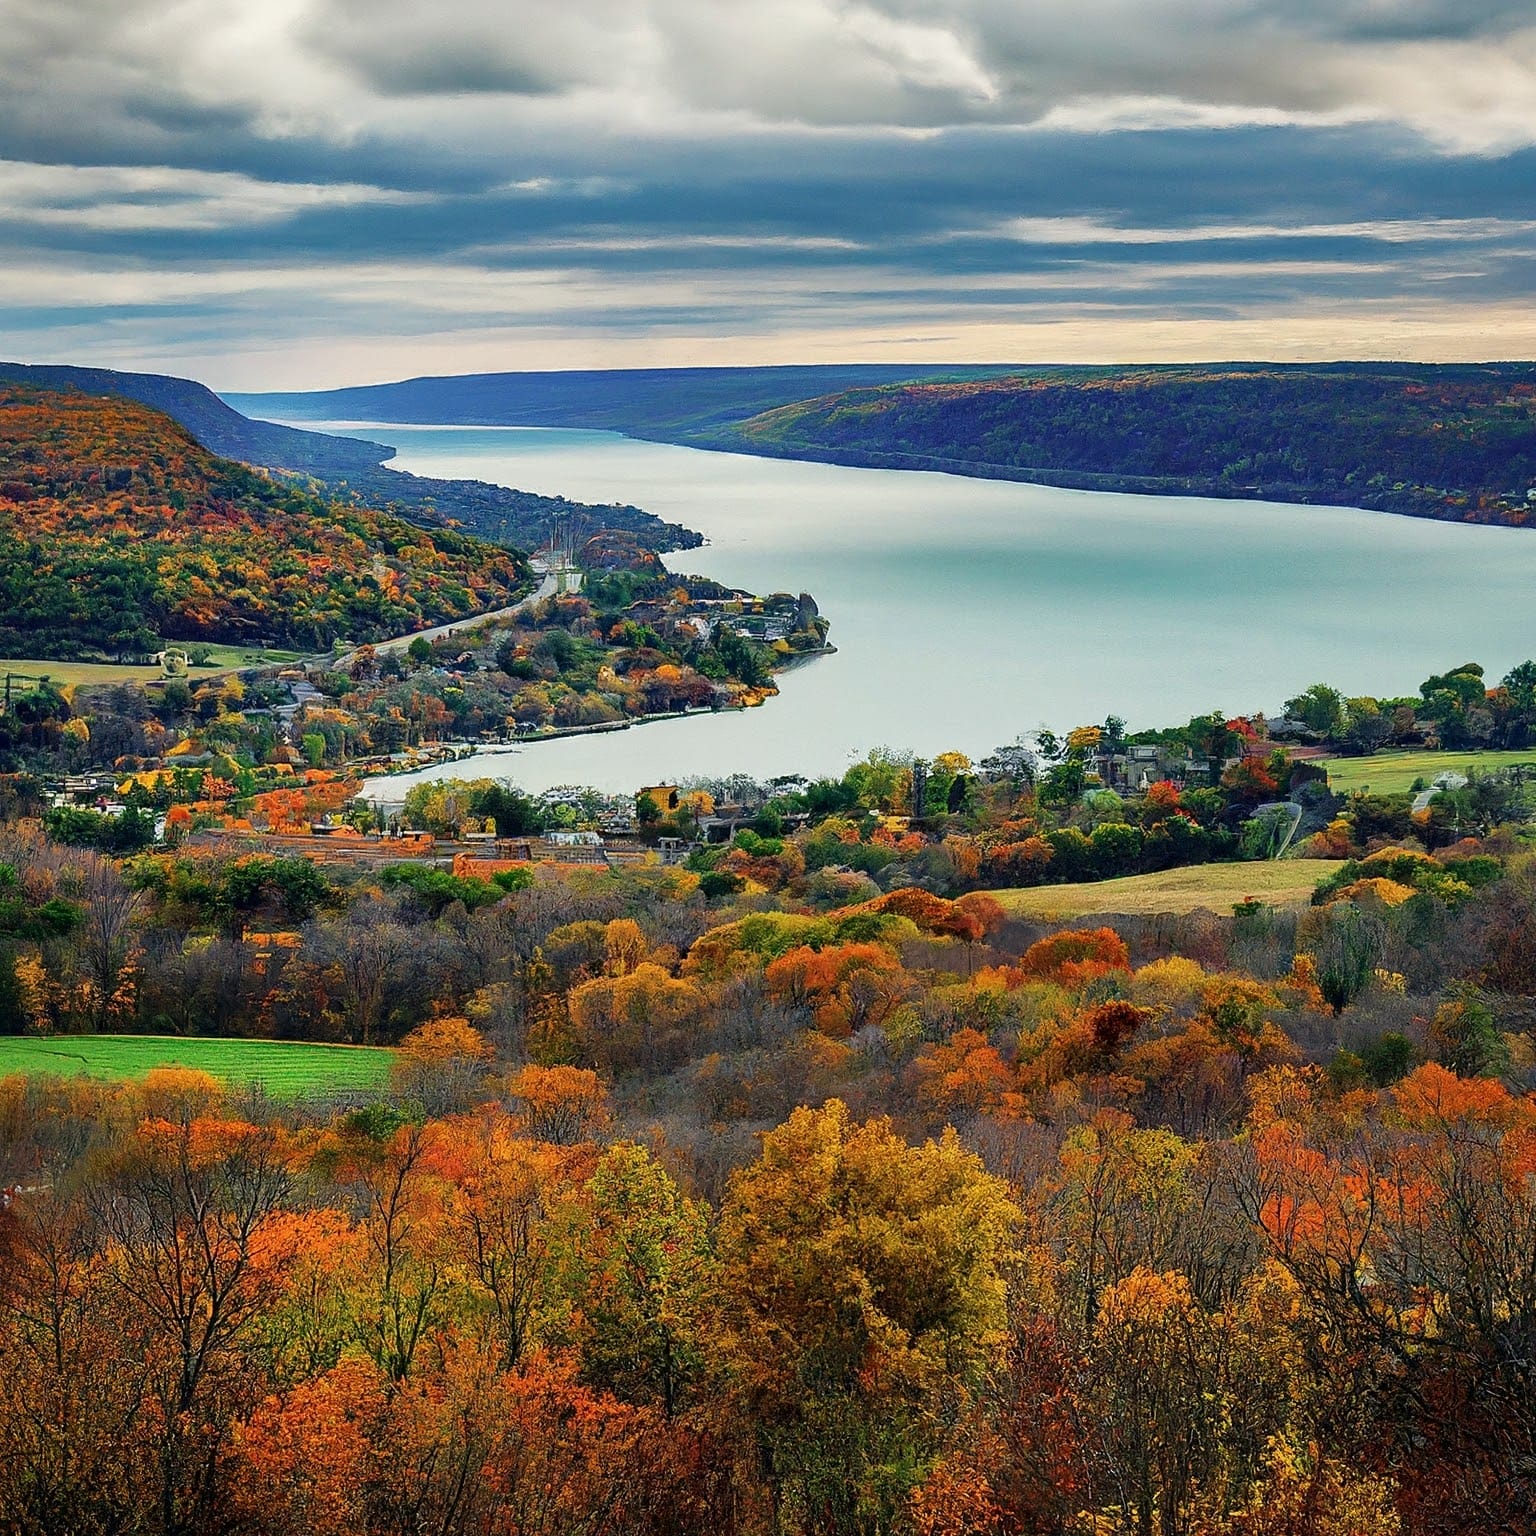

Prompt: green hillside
[{"left": 0, "top": 1034, "right": 393, "bottom": 1094}]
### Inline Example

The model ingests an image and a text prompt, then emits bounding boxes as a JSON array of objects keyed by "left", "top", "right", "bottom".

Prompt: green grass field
[
  {"left": 990, "top": 860, "right": 1346, "bottom": 919},
  {"left": 0, "top": 645, "right": 306, "bottom": 689},
  {"left": 1317, "top": 749, "right": 1536, "bottom": 796},
  {"left": 0, "top": 1035, "right": 394, "bottom": 1094}
]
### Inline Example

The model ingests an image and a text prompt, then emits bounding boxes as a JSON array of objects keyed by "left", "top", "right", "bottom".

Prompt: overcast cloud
[{"left": 0, "top": 0, "right": 1533, "bottom": 387}]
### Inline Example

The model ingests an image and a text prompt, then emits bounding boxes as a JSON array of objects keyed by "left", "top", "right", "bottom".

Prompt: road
[{"left": 330, "top": 559, "right": 581, "bottom": 669}]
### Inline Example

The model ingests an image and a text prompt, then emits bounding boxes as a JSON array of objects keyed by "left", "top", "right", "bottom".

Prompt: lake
[{"left": 313, "top": 424, "right": 1536, "bottom": 798}]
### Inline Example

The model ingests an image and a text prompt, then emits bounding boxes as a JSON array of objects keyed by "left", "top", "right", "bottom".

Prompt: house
[
  {"left": 637, "top": 784, "right": 681, "bottom": 813},
  {"left": 1088, "top": 743, "right": 1167, "bottom": 792}
]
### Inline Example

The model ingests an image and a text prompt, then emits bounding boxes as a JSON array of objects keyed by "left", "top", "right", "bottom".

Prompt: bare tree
[{"left": 75, "top": 853, "right": 142, "bottom": 1032}]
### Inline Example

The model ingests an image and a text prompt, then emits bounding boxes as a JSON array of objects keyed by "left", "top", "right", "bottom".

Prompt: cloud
[
  {"left": 0, "top": 160, "right": 425, "bottom": 231},
  {"left": 302, "top": 0, "right": 639, "bottom": 99},
  {"left": 2, "top": 2, "right": 1535, "bottom": 383},
  {"left": 986, "top": 215, "right": 1536, "bottom": 247},
  {"left": 6, "top": 1, "right": 1535, "bottom": 153}
]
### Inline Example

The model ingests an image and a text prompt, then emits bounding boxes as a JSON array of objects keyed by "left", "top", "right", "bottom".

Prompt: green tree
[
  {"left": 1284, "top": 683, "right": 1348, "bottom": 737},
  {"left": 468, "top": 783, "right": 544, "bottom": 837},
  {"left": 1430, "top": 986, "right": 1510, "bottom": 1078},
  {"left": 547, "top": 1143, "right": 713, "bottom": 1418}
]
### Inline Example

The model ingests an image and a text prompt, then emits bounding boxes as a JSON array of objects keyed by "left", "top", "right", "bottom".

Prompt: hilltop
[
  {"left": 242, "top": 361, "right": 1536, "bottom": 530},
  {"left": 0, "top": 385, "right": 533, "bottom": 658},
  {"left": 0, "top": 362, "right": 700, "bottom": 554}
]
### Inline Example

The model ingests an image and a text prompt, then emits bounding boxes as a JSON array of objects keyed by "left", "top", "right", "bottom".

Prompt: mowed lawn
[
  {"left": 0, "top": 1034, "right": 394, "bottom": 1094},
  {"left": 1319, "top": 749, "right": 1536, "bottom": 796},
  {"left": 990, "top": 860, "right": 1346, "bottom": 919},
  {"left": 0, "top": 645, "right": 305, "bottom": 689}
]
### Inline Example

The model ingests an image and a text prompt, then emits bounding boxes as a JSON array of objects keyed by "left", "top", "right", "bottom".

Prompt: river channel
[{"left": 307, "top": 424, "right": 1536, "bottom": 799}]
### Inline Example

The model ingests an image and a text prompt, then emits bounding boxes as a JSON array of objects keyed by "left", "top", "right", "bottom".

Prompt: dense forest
[
  {"left": 724, "top": 365, "right": 1536, "bottom": 528},
  {"left": 0, "top": 363, "right": 702, "bottom": 554},
  {"left": 2, "top": 795, "right": 1535, "bottom": 1534},
  {"left": 0, "top": 387, "right": 533, "bottom": 657}
]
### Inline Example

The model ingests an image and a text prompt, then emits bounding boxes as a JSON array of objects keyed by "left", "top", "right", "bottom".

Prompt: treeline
[
  {"left": 0, "top": 387, "right": 532, "bottom": 657},
  {"left": 1282, "top": 659, "right": 1536, "bottom": 752},
  {"left": 727, "top": 363, "right": 1536, "bottom": 528}
]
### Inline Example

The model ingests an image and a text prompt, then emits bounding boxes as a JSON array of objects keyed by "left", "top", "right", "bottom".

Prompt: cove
[{"left": 311, "top": 424, "right": 1536, "bottom": 799}]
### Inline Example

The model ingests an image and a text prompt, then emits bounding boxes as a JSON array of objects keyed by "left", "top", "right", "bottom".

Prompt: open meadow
[
  {"left": 0, "top": 1034, "right": 394, "bottom": 1094},
  {"left": 1318, "top": 748, "right": 1536, "bottom": 796},
  {"left": 990, "top": 859, "right": 1346, "bottom": 919}
]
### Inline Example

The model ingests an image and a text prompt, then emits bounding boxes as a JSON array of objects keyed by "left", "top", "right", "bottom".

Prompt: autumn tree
[
  {"left": 392, "top": 1014, "right": 493, "bottom": 1113},
  {"left": 92, "top": 1113, "right": 297, "bottom": 1536},
  {"left": 508, "top": 1063, "right": 613, "bottom": 1146},
  {"left": 717, "top": 1100, "right": 1019, "bottom": 1535},
  {"left": 763, "top": 941, "right": 908, "bottom": 1038},
  {"left": 423, "top": 1110, "right": 574, "bottom": 1370},
  {"left": 342, "top": 1121, "right": 449, "bottom": 1383},
  {"left": 567, "top": 963, "right": 707, "bottom": 1075}
]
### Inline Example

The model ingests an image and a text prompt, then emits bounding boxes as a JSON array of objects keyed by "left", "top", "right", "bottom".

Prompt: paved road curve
[{"left": 331, "top": 559, "right": 580, "bottom": 669}]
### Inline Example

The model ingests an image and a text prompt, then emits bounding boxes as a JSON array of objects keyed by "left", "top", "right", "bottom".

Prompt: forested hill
[
  {"left": 0, "top": 362, "right": 700, "bottom": 554},
  {"left": 0, "top": 386, "right": 533, "bottom": 658},
  {"left": 722, "top": 364, "right": 1536, "bottom": 528},
  {"left": 237, "top": 360, "right": 1536, "bottom": 529}
]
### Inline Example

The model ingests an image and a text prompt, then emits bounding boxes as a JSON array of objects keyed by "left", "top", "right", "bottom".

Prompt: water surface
[{"left": 311, "top": 424, "right": 1536, "bottom": 796}]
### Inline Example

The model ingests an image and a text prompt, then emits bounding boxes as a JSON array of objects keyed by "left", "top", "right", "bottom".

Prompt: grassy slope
[
  {"left": 0, "top": 1034, "right": 393, "bottom": 1093},
  {"left": 990, "top": 860, "right": 1346, "bottom": 918},
  {"left": 1319, "top": 749, "right": 1536, "bottom": 796}
]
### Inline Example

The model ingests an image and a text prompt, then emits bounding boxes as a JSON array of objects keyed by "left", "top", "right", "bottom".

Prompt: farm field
[
  {"left": 1318, "top": 749, "right": 1536, "bottom": 796},
  {"left": 0, "top": 645, "right": 306, "bottom": 689},
  {"left": 0, "top": 1034, "right": 394, "bottom": 1094},
  {"left": 990, "top": 860, "right": 1346, "bottom": 918}
]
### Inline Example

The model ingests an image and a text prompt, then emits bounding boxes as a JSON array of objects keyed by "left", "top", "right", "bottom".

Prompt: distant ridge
[
  {"left": 237, "top": 361, "right": 1536, "bottom": 531},
  {"left": 228, "top": 363, "right": 1015, "bottom": 438},
  {"left": 0, "top": 360, "right": 391, "bottom": 476}
]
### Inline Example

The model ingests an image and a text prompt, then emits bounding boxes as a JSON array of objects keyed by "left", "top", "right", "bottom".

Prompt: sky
[{"left": 2, "top": 0, "right": 1535, "bottom": 390}]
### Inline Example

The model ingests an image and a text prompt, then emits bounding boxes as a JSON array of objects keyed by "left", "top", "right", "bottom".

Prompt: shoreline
[
  {"left": 355, "top": 643, "right": 837, "bottom": 803},
  {"left": 253, "top": 410, "right": 1536, "bottom": 534},
  {"left": 646, "top": 429, "right": 1536, "bottom": 534}
]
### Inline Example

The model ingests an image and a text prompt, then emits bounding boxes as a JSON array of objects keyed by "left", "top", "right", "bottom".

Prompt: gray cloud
[
  {"left": 8, "top": 0, "right": 1536, "bottom": 154},
  {"left": 1, "top": 2, "right": 1534, "bottom": 383}
]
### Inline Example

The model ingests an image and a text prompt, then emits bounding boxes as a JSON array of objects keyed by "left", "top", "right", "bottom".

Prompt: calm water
[{"left": 313, "top": 424, "right": 1536, "bottom": 797}]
